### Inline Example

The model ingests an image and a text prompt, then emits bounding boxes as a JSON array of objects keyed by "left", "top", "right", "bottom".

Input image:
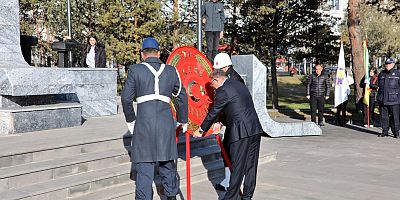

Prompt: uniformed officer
[
  {"left": 377, "top": 58, "right": 400, "bottom": 138},
  {"left": 212, "top": 52, "right": 244, "bottom": 192},
  {"left": 121, "top": 37, "right": 188, "bottom": 200}
]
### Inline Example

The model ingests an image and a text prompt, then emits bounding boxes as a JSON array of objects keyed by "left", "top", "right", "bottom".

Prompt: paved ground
[{"left": 188, "top": 119, "right": 400, "bottom": 200}]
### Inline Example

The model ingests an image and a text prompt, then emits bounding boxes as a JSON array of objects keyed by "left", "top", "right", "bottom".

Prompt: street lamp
[{"left": 67, "top": 0, "right": 73, "bottom": 67}]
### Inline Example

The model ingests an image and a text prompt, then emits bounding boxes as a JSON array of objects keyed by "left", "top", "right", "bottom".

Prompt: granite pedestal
[
  {"left": 232, "top": 55, "right": 321, "bottom": 137},
  {"left": 60, "top": 68, "right": 118, "bottom": 118},
  {"left": 0, "top": 1, "right": 82, "bottom": 134}
]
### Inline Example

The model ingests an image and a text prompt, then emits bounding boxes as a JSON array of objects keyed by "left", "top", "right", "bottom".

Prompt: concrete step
[
  {"left": 0, "top": 163, "right": 132, "bottom": 200},
  {"left": 0, "top": 148, "right": 130, "bottom": 191},
  {"left": 67, "top": 182, "right": 135, "bottom": 200},
  {"left": 0, "top": 137, "right": 126, "bottom": 169},
  {"left": 0, "top": 103, "right": 82, "bottom": 134}
]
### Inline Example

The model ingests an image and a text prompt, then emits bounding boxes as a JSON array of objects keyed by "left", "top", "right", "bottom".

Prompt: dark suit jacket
[
  {"left": 226, "top": 67, "right": 244, "bottom": 84},
  {"left": 200, "top": 78, "right": 264, "bottom": 145}
]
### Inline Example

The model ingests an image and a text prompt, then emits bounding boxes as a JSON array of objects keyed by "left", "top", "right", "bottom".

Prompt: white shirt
[{"left": 86, "top": 46, "right": 96, "bottom": 68}]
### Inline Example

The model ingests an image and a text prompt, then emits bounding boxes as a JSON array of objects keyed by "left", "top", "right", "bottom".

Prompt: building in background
[{"left": 321, "top": 0, "right": 349, "bottom": 36}]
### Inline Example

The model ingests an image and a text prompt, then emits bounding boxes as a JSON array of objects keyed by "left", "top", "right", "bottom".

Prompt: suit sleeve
[
  {"left": 173, "top": 69, "right": 188, "bottom": 124},
  {"left": 121, "top": 67, "right": 136, "bottom": 123},
  {"left": 201, "top": 88, "right": 229, "bottom": 132}
]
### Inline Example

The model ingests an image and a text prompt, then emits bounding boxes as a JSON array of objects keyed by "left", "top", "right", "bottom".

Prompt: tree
[
  {"left": 359, "top": 2, "right": 400, "bottom": 60},
  {"left": 230, "top": 0, "right": 337, "bottom": 109},
  {"left": 20, "top": 0, "right": 201, "bottom": 67},
  {"left": 348, "top": 0, "right": 364, "bottom": 104}
]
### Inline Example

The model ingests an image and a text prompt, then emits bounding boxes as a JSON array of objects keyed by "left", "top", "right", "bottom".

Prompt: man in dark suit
[
  {"left": 212, "top": 52, "right": 245, "bottom": 191},
  {"left": 194, "top": 69, "right": 264, "bottom": 200},
  {"left": 121, "top": 37, "right": 188, "bottom": 200}
]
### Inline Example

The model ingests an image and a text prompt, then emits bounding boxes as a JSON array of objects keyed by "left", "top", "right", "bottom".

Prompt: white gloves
[
  {"left": 127, "top": 121, "right": 135, "bottom": 134},
  {"left": 177, "top": 122, "right": 188, "bottom": 133}
]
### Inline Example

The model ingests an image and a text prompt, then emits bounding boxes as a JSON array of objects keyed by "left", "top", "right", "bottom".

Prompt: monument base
[
  {"left": 0, "top": 103, "right": 82, "bottom": 134},
  {"left": 232, "top": 55, "right": 321, "bottom": 137}
]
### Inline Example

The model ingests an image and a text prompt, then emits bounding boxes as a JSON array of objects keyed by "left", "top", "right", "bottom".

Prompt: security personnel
[
  {"left": 377, "top": 58, "right": 400, "bottom": 138},
  {"left": 121, "top": 37, "right": 188, "bottom": 200},
  {"left": 194, "top": 69, "right": 265, "bottom": 200},
  {"left": 213, "top": 52, "right": 244, "bottom": 192}
]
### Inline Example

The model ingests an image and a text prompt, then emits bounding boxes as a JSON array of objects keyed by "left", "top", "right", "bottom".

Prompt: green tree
[{"left": 229, "top": 0, "right": 337, "bottom": 109}]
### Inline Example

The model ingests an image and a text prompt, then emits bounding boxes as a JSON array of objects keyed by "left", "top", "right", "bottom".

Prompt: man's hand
[
  {"left": 202, "top": 18, "right": 206, "bottom": 24},
  {"left": 177, "top": 122, "right": 188, "bottom": 133},
  {"left": 306, "top": 96, "right": 310, "bottom": 100},
  {"left": 325, "top": 96, "right": 329, "bottom": 100},
  {"left": 127, "top": 121, "right": 135, "bottom": 134},
  {"left": 212, "top": 123, "right": 222, "bottom": 135},
  {"left": 193, "top": 128, "right": 203, "bottom": 138},
  {"left": 220, "top": 31, "right": 224, "bottom": 39}
]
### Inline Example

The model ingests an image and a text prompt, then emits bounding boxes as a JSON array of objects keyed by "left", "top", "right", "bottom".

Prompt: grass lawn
[{"left": 267, "top": 75, "right": 357, "bottom": 111}]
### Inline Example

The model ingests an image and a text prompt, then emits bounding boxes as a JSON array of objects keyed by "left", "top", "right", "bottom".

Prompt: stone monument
[
  {"left": 0, "top": 1, "right": 117, "bottom": 134},
  {"left": 232, "top": 55, "right": 321, "bottom": 137}
]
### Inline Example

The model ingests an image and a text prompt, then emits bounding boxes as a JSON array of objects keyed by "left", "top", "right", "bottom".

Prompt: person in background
[
  {"left": 376, "top": 58, "right": 400, "bottom": 138},
  {"left": 201, "top": 0, "right": 225, "bottom": 63},
  {"left": 82, "top": 35, "right": 106, "bottom": 68},
  {"left": 306, "top": 64, "right": 330, "bottom": 126},
  {"left": 363, "top": 67, "right": 378, "bottom": 127}
]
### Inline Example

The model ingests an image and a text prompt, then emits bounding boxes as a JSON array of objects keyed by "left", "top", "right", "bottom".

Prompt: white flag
[{"left": 334, "top": 42, "right": 351, "bottom": 107}]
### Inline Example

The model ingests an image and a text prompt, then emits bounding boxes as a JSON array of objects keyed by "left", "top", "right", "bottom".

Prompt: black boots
[{"left": 167, "top": 196, "right": 177, "bottom": 200}]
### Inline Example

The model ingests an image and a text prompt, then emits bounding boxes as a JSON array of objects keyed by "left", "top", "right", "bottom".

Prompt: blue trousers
[{"left": 135, "top": 160, "right": 178, "bottom": 200}]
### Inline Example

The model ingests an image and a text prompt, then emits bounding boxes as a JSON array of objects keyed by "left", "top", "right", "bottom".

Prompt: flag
[
  {"left": 363, "top": 36, "right": 370, "bottom": 106},
  {"left": 334, "top": 39, "right": 351, "bottom": 107}
]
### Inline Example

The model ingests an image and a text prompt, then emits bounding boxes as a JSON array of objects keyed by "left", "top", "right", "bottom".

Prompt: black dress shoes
[
  {"left": 378, "top": 133, "right": 388, "bottom": 137},
  {"left": 167, "top": 196, "right": 177, "bottom": 200},
  {"left": 214, "top": 183, "right": 228, "bottom": 191}
]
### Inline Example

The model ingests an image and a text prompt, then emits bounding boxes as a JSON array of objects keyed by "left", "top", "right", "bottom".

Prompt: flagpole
[
  {"left": 342, "top": 103, "right": 344, "bottom": 126},
  {"left": 367, "top": 105, "right": 370, "bottom": 128}
]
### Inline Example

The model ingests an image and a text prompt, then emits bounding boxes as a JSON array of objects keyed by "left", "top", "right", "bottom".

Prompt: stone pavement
[{"left": 188, "top": 118, "right": 400, "bottom": 200}]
